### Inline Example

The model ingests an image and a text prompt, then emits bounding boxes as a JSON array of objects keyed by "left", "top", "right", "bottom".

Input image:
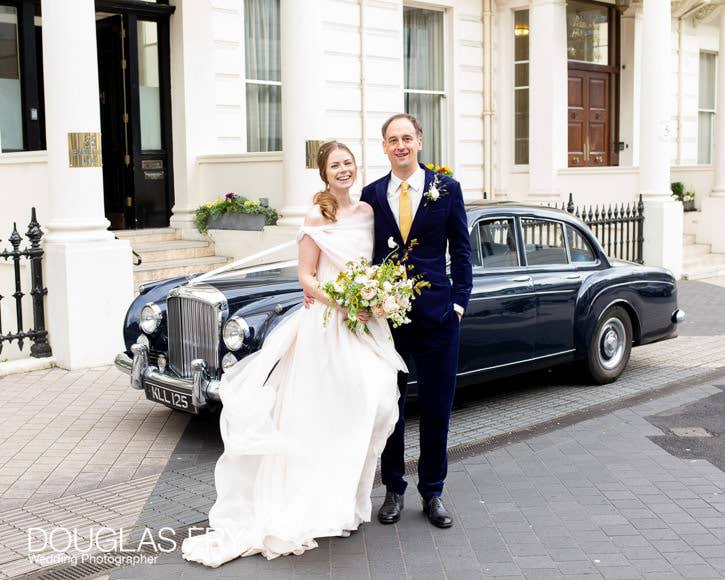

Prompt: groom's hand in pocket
[{"left": 454, "top": 304, "right": 464, "bottom": 322}]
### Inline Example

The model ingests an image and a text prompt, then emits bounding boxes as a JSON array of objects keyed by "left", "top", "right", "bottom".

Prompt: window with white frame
[
  {"left": 698, "top": 51, "right": 716, "bottom": 165},
  {"left": 403, "top": 6, "right": 445, "bottom": 165},
  {"left": 244, "top": 0, "right": 281, "bottom": 152},
  {"left": 0, "top": 5, "right": 22, "bottom": 151},
  {"left": 514, "top": 9, "right": 529, "bottom": 165}
]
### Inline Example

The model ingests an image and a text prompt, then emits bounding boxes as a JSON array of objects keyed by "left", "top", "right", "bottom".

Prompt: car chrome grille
[{"left": 167, "top": 296, "right": 220, "bottom": 378}]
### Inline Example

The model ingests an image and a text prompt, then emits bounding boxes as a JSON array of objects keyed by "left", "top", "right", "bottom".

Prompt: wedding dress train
[{"left": 181, "top": 212, "right": 405, "bottom": 567}]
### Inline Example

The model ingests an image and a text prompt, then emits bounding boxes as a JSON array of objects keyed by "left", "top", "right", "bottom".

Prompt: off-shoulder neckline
[{"left": 301, "top": 210, "right": 373, "bottom": 229}]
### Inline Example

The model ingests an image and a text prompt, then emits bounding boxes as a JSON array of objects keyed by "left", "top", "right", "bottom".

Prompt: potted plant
[
  {"left": 670, "top": 182, "right": 696, "bottom": 211},
  {"left": 425, "top": 163, "right": 454, "bottom": 177},
  {"left": 195, "top": 193, "right": 279, "bottom": 234},
  {"left": 683, "top": 189, "right": 696, "bottom": 212}
]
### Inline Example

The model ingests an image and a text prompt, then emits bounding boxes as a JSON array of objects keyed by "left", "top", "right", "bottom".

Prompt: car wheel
[{"left": 586, "top": 306, "right": 632, "bottom": 384}]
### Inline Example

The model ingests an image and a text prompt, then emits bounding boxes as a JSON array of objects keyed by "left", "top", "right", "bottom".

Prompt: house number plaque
[{"left": 68, "top": 132, "right": 103, "bottom": 168}]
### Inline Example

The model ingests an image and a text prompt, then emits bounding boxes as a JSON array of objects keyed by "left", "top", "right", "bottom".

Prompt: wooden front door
[{"left": 568, "top": 69, "right": 610, "bottom": 167}]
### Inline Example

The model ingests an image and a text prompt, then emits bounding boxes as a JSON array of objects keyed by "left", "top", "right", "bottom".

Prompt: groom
[{"left": 360, "top": 113, "right": 472, "bottom": 528}]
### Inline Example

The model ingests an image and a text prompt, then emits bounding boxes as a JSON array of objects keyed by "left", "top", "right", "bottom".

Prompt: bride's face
[{"left": 325, "top": 149, "right": 356, "bottom": 191}]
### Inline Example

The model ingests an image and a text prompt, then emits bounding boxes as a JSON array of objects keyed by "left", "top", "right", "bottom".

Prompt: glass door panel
[
  {"left": 0, "top": 6, "right": 22, "bottom": 151},
  {"left": 137, "top": 20, "right": 161, "bottom": 150}
]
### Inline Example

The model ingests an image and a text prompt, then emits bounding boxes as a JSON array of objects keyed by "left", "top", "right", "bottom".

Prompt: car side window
[
  {"left": 472, "top": 218, "right": 519, "bottom": 269},
  {"left": 521, "top": 218, "right": 568, "bottom": 265},
  {"left": 566, "top": 225, "right": 596, "bottom": 263}
]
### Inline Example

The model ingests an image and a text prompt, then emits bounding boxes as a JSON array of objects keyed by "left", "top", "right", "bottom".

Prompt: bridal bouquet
[{"left": 321, "top": 238, "right": 430, "bottom": 333}]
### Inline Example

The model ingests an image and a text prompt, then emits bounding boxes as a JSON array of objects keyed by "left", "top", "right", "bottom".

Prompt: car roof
[{"left": 465, "top": 201, "right": 583, "bottom": 226}]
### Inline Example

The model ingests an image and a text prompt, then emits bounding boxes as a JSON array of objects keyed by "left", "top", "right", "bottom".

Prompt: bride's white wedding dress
[{"left": 181, "top": 211, "right": 405, "bottom": 567}]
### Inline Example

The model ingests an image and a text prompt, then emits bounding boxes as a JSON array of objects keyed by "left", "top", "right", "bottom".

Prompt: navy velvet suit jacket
[{"left": 360, "top": 165, "right": 473, "bottom": 328}]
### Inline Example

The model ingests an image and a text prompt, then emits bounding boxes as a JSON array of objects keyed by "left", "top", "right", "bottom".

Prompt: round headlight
[
  {"left": 139, "top": 304, "right": 162, "bottom": 334},
  {"left": 223, "top": 317, "right": 249, "bottom": 351},
  {"left": 136, "top": 334, "right": 150, "bottom": 348},
  {"left": 221, "top": 352, "right": 238, "bottom": 371}
]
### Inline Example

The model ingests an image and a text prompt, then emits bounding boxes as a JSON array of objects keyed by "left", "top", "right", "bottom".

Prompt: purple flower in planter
[{"left": 225, "top": 192, "right": 236, "bottom": 201}]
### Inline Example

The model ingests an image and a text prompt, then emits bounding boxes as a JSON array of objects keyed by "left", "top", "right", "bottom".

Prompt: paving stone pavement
[
  {"left": 0, "top": 278, "right": 724, "bottom": 579},
  {"left": 0, "top": 366, "right": 189, "bottom": 511},
  {"left": 104, "top": 378, "right": 725, "bottom": 580}
]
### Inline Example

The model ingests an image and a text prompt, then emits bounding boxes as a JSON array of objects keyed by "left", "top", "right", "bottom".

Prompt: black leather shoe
[
  {"left": 422, "top": 496, "right": 453, "bottom": 528},
  {"left": 377, "top": 491, "right": 404, "bottom": 524}
]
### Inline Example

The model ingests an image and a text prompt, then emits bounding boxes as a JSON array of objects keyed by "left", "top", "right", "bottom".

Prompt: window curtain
[
  {"left": 245, "top": 0, "right": 281, "bottom": 152},
  {"left": 514, "top": 10, "right": 529, "bottom": 165},
  {"left": 698, "top": 52, "right": 716, "bottom": 164},
  {"left": 0, "top": 6, "right": 23, "bottom": 151},
  {"left": 404, "top": 7, "right": 443, "bottom": 165}
]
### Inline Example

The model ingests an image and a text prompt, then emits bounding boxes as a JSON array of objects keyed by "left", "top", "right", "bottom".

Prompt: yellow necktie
[{"left": 399, "top": 181, "right": 412, "bottom": 243}]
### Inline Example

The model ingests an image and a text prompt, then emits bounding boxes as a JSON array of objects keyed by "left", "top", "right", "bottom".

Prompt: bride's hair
[{"left": 313, "top": 141, "right": 356, "bottom": 223}]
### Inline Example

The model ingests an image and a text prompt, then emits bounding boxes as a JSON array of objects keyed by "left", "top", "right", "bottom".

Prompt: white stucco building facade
[{"left": 0, "top": 0, "right": 723, "bottom": 367}]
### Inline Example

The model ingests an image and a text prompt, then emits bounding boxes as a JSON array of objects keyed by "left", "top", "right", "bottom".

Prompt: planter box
[
  {"left": 208, "top": 212, "right": 266, "bottom": 231},
  {"left": 684, "top": 200, "right": 696, "bottom": 212}
]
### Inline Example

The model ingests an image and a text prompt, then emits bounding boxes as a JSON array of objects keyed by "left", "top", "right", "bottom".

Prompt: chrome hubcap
[{"left": 598, "top": 317, "right": 626, "bottom": 370}]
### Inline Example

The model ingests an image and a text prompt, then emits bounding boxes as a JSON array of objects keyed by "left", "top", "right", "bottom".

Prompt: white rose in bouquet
[
  {"left": 360, "top": 286, "right": 376, "bottom": 300},
  {"left": 383, "top": 295, "right": 399, "bottom": 314}
]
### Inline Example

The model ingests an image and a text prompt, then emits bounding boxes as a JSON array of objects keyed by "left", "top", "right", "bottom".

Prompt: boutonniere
[{"left": 423, "top": 174, "right": 449, "bottom": 206}]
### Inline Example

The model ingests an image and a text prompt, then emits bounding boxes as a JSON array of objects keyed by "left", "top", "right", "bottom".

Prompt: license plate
[{"left": 145, "top": 383, "right": 196, "bottom": 413}]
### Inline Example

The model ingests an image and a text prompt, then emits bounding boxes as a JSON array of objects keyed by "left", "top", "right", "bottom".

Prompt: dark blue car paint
[{"left": 120, "top": 203, "right": 679, "bottom": 395}]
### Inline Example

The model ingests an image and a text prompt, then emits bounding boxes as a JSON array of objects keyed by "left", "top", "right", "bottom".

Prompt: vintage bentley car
[{"left": 115, "top": 203, "right": 684, "bottom": 414}]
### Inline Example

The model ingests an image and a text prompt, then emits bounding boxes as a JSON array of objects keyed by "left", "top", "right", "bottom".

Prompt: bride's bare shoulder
[
  {"left": 357, "top": 201, "right": 374, "bottom": 216},
  {"left": 304, "top": 204, "right": 327, "bottom": 226}
]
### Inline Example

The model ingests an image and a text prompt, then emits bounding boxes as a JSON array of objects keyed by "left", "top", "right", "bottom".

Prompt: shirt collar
[{"left": 390, "top": 165, "right": 425, "bottom": 194}]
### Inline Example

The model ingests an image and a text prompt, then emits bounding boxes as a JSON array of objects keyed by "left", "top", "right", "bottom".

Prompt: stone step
[
  {"left": 113, "top": 227, "right": 180, "bottom": 245},
  {"left": 133, "top": 256, "right": 229, "bottom": 284},
  {"left": 682, "top": 264, "right": 725, "bottom": 280},
  {"left": 133, "top": 240, "right": 216, "bottom": 264},
  {"left": 683, "top": 253, "right": 725, "bottom": 271},
  {"left": 683, "top": 233, "right": 696, "bottom": 246},
  {"left": 683, "top": 243, "right": 712, "bottom": 258}
]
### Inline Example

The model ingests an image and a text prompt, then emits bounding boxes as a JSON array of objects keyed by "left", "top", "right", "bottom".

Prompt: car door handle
[
  {"left": 509, "top": 276, "right": 531, "bottom": 282},
  {"left": 563, "top": 274, "right": 581, "bottom": 280}
]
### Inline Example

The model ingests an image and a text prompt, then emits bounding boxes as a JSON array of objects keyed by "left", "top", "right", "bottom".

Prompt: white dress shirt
[
  {"left": 386, "top": 165, "right": 425, "bottom": 227},
  {"left": 386, "top": 166, "right": 464, "bottom": 318}
]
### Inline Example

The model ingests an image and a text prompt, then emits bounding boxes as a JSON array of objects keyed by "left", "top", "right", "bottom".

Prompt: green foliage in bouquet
[{"left": 321, "top": 239, "right": 431, "bottom": 333}]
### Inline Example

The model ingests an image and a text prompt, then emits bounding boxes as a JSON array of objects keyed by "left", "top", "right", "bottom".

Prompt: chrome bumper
[
  {"left": 114, "top": 343, "right": 221, "bottom": 413},
  {"left": 672, "top": 309, "right": 686, "bottom": 323}
]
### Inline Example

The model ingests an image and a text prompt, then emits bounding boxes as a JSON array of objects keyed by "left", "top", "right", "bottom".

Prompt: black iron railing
[
  {"left": 552, "top": 193, "right": 645, "bottom": 264},
  {"left": 113, "top": 235, "right": 142, "bottom": 266},
  {"left": 0, "top": 208, "right": 52, "bottom": 358}
]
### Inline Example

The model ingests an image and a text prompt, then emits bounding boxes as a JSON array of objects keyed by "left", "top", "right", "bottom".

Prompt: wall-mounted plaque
[
  {"left": 142, "top": 159, "right": 163, "bottom": 170},
  {"left": 68, "top": 132, "right": 103, "bottom": 168},
  {"left": 144, "top": 170, "right": 165, "bottom": 181}
]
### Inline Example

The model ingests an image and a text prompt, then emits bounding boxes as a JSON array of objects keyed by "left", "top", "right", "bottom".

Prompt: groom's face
[{"left": 382, "top": 118, "right": 423, "bottom": 176}]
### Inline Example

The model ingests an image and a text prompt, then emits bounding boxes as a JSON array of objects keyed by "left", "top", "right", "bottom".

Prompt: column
[
  {"left": 277, "top": 0, "right": 326, "bottom": 226},
  {"left": 41, "top": 0, "right": 133, "bottom": 368},
  {"left": 168, "top": 0, "right": 215, "bottom": 232},
  {"left": 638, "top": 0, "right": 682, "bottom": 277},
  {"left": 701, "top": 7, "right": 725, "bottom": 252},
  {"left": 528, "top": 0, "right": 568, "bottom": 200}
]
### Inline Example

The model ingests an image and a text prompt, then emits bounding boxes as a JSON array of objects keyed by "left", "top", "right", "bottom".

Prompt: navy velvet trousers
[{"left": 381, "top": 308, "right": 461, "bottom": 499}]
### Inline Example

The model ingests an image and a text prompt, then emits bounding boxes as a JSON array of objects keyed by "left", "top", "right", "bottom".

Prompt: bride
[{"left": 181, "top": 141, "right": 406, "bottom": 567}]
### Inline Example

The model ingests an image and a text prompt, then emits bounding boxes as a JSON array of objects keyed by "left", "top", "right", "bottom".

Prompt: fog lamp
[{"left": 222, "top": 352, "right": 238, "bottom": 371}]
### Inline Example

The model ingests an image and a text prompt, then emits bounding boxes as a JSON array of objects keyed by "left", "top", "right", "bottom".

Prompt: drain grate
[{"left": 670, "top": 426, "right": 712, "bottom": 438}]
